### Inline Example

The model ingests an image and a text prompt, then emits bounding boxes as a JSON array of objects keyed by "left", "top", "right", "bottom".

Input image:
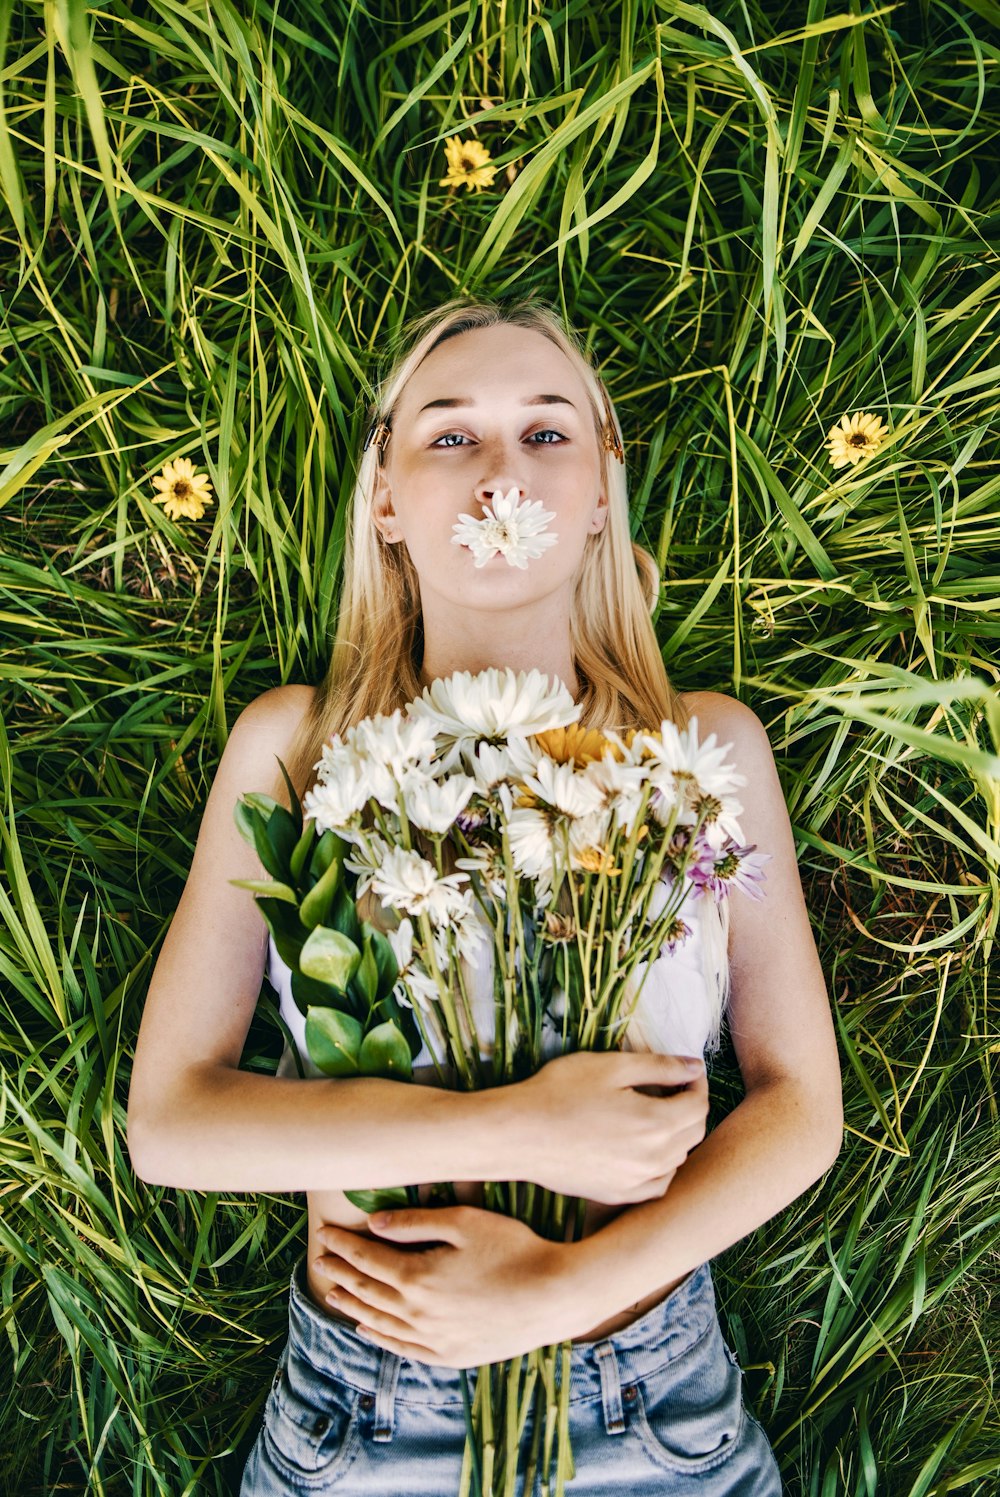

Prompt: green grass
[{"left": 1, "top": 0, "right": 998, "bottom": 1491}]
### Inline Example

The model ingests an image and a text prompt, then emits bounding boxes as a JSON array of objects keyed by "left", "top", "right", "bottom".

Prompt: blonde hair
[{"left": 276, "top": 292, "right": 690, "bottom": 802}]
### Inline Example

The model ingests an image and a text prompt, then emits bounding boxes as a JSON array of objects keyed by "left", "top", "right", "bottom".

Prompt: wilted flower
[
  {"left": 826, "top": 411, "right": 888, "bottom": 468},
  {"left": 543, "top": 912, "right": 577, "bottom": 943},
  {"left": 439, "top": 135, "right": 498, "bottom": 193},
  {"left": 659, "top": 916, "right": 693, "bottom": 955},
  {"left": 150, "top": 457, "right": 214, "bottom": 520}
]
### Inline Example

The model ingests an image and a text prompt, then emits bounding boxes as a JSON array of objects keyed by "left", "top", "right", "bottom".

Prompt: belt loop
[
  {"left": 372, "top": 1349, "right": 402, "bottom": 1441},
  {"left": 594, "top": 1340, "right": 626, "bottom": 1435}
]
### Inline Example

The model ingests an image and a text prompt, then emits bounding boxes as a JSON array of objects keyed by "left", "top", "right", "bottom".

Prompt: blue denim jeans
[{"left": 239, "top": 1251, "right": 784, "bottom": 1494}]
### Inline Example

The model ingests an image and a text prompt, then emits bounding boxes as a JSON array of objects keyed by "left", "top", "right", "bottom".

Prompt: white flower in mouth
[{"left": 451, "top": 485, "right": 558, "bottom": 569}]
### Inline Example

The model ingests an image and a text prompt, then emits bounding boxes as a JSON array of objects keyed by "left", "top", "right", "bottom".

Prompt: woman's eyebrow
[{"left": 416, "top": 394, "right": 579, "bottom": 415}]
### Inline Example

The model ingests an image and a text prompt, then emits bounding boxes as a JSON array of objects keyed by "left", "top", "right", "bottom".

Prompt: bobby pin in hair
[
  {"left": 599, "top": 384, "right": 624, "bottom": 463},
  {"left": 362, "top": 414, "right": 392, "bottom": 463}
]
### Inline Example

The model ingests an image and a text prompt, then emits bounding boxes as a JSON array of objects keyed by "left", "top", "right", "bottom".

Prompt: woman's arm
[
  {"left": 125, "top": 686, "right": 530, "bottom": 1193},
  {"left": 554, "top": 694, "right": 844, "bottom": 1324}
]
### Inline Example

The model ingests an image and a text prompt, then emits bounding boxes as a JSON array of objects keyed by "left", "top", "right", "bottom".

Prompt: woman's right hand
[{"left": 515, "top": 1049, "right": 709, "bottom": 1204}]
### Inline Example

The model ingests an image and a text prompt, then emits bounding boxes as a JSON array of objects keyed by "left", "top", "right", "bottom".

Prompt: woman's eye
[{"left": 431, "top": 429, "right": 566, "bottom": 448}]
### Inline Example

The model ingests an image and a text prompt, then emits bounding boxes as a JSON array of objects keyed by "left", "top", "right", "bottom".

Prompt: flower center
[
  {"left": 174, "top": 480, "right": 190, "bottom": 496},
  {"left": 848, "top": 433, "right": 867, "bottom": 447}
]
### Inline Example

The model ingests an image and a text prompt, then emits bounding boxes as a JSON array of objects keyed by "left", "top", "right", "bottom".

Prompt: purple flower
[{"left": 688, "top": 837, "right": 771, "bottom": 903}]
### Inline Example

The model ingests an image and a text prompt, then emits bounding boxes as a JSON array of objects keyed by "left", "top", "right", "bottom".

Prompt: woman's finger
[
  {"left": 315, "top": 1227, "right": 418, "bottom": 1290},
  {"left": 312, "top": 1251, "right": 412, "bottom": 1317},
  {"left": 354, "top": 1322, "right": 445, "bottom": 1364},
  {"left": 323, "top": 1283, "right": 420, "bottom": 1340}
]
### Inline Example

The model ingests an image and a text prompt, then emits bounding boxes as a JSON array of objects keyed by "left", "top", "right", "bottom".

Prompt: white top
[{"left": 267, "top": 886, "right": 733, "bottom": 1084}]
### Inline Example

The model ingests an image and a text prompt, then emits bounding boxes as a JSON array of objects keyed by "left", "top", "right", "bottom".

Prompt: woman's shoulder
[
  {"left": 677, "top": 688, "right": 768, "bottom": 747},
  {"left": 676, "top": 690, "right": 777, "bottom": 786},
  {"left": 676, "top": 688, "right": 772, "bottom": 736},
  {"left": 237, "top": 683, "right": 317, "bottom": 734}
]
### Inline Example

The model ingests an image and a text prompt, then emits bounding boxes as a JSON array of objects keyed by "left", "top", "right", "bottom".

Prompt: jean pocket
[
  {"left": 263, "top": 1349, "right": 362, "bottom": 1489},
  {"left": 630, "top": 1320, "right": 745, "bottom": 1474}
]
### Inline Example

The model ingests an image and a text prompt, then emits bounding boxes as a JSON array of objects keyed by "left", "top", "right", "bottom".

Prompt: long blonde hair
[{"left": 276, "top": 293, "right": 689, "bottom": 802}]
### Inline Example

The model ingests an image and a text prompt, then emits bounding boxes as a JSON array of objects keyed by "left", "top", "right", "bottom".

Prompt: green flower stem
[
  {"left": 415, "top": 907, "right": 476, "bottom": 1090},
  {"left": 458, "top": 1370, "right": 483, "bottom": 1497}
]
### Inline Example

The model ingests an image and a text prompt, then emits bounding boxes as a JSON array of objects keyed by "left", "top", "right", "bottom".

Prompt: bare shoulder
[
  {"left": 677, "top": 689, "right": 773, "bottom": 758},
  {"left": 236, "top": 682, "right": 317, "bottom": 738}
]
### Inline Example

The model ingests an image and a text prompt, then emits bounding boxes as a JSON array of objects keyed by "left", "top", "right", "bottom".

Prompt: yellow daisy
[
  {"left": 150, "top": 456, "right": 214, "bottom": 520},
  {"left": 826, "top": 410, "right": 889, "bottom": 469},
  {"left": 439, "top": 135, "right": 498, "bottom": 194},
  {"left": 533, "top": 722, "right": 619, "bottom": 768}
]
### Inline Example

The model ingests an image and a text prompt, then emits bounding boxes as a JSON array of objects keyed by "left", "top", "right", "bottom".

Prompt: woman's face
[{"left": 371, "top": 324, "right": 609, "bottom": 612}]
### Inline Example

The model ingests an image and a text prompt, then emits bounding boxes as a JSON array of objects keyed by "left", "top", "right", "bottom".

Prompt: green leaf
[
  {"left": 358, "top": 1021, "right": 413, "bottom": 1080},
  {"left": 229, "top": 878, "right": 298, "bottom": 902},
  {"left": 275, "top": 755, "right": 303, "bottom": 834},
  {"left": 233, "top": 798, "right": 258, "bottom": 845},
  {"left": 290, "top": 968, "right": 365, "bottom": 1021},
  {"left": 259, "top": 898, "right": 307, "bottom": 970},
  {"left": 289, "top": 817, "right": 317, "bottom": 884},
  {"left": 244, "top": 792, "right": 281, "bottom": 817},
  {"left": 329, "top": 885, "right": 362, "bottom": 947},
  {"left": 299, "top": 852, "right": 342, "bottom": 929},
  {"left": 343, "top": 1185, "right": 411, "bottom": 1214},
  {"left": 266, "top": 804, "right": 301, "bottom": 874},
  {"left": 311, "top": 826, "right": 348, "bottom": 877},
  {"left": 362, "top": 921, "right": 400, "bottom": 994},
  {"left": 354, "top": 933, "right": 379, "bottom": 1007},
  {"left": 253, "top": 815, "right": 286, "bottom": 880},
  {"left": 299, "top": 925, "right": 361, "bottom": 988},
  {"left": 305, "top": 1007, "right": 363, "bottom": 1076}
]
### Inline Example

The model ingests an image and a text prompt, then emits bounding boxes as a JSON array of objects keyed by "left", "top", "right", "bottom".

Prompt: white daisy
[
  {"left": 519, "top": 756, "right": 607, "bottom": 819},
  {"left": 467, "top": 733, "right": 538, "bottom": 790},
  {"left": 367, "top": 844, "right": 471, "bottom": 925},
  {"left": 454, "top": 846, "right": 508, "bottom": 904},
  {"left": 346, "top": 711, "right": 438, "bottom": 811},
  {"left": 565, "top": 807, "right": 615, "bottom": 868},
  {"left": 582, "top": 751, "right": 649, "bottom": 837},
  {"left": 408, "top": 667, "right": 579, "bottom": 775},
  {"left": 404, "top": 774, "right": 479, "bottom": 835},
  {"left": 638, "top": 716, "right": 748, "bottom": 803},
  {"left": 506, "top": 805, "right": 558, "bottom": 882},
  {"left": 451, "top": 485, "right": 559, "bottom": 569},
  {"left": 303, "top": 759, "right": 371, "bottom": 832}
]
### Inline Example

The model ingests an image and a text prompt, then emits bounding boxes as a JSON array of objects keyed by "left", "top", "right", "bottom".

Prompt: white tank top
[{"left": 267, "top": 884, "right": 732, "bottom": 1083}]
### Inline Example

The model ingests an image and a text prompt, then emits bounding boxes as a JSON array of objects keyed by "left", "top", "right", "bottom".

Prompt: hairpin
[
  {"left": 599, "top": 384, "right": 624, "bottom": 463},
  {"left": 363, "top": 414, "right": 392, "bottom": 462}
]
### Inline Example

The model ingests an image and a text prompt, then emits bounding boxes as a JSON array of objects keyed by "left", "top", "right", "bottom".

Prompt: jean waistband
[{"left": 285, "top": 1250, "right": 718, "bottom": 1408}]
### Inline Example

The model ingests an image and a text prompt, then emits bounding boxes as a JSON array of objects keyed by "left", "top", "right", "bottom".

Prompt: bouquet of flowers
[{"left": 232, "top": 667, "right": 768, "bottom": 1497}]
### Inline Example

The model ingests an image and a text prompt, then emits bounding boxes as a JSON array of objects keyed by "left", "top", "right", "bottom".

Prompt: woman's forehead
[{"left": 402, "top": 326, "right": 585, "bottom": 412}]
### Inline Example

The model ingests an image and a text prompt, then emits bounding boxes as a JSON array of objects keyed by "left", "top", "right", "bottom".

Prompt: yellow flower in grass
[
  {"left": 826, "top": 410, "right": 888, "bottom": 469},
  {"left": 151, "top": 457, "right": 214, "bottom": 520},
  {"left": 439, "top": 135, "right": 498, "bottom": 193}
]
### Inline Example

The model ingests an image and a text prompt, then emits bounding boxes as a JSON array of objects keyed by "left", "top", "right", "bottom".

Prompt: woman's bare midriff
[
  {"left": 304, "top": 1184, "right": 687, "bottom": 1345},
  {"left": 304, "top": 1156, "right": 688, "bottom": 1345}
]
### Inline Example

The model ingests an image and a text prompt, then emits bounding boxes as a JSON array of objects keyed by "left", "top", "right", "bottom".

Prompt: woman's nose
[{"left": 475, "top": 480, "right": 524, "bottom": 507}]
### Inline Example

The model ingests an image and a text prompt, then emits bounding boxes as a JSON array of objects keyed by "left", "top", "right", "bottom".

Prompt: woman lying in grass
[{"left": 126, "top": 294, "right": 843, "bottom": 1495}]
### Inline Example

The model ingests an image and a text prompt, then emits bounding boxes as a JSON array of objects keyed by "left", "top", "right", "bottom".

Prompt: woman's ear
[
  {"left": 591, "top": 491, "right": 609, "bottom": 532},
  {"left": 372, "top": 470, "right": 400, "bottom": 542}
]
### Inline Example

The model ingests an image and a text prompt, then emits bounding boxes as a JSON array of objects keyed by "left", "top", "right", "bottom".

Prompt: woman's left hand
[{"left": 311, "top": 1205, "right": 589, "bottom": 1367}]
